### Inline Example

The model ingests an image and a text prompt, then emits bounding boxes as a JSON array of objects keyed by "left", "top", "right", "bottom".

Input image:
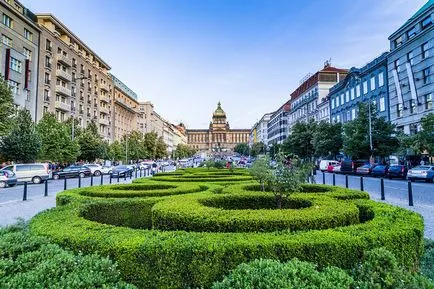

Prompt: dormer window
[
  {"left": 407, "top": 26, "right": 416, "bottom": 39},
  {"left": 421, "top": 15, "right": 432, "bottom": 30},
  {"left": 394, "top": 35, "right": 403, "bottom": 48}
]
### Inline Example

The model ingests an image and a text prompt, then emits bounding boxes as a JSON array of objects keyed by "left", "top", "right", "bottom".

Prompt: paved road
[{"left": 315, "top": 171, "right": 434, "bottom": 240}]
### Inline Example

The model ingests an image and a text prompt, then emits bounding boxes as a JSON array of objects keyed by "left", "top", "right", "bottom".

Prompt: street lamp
[{"left": 71, "top": 76, "right": 88, "bottom": 140}]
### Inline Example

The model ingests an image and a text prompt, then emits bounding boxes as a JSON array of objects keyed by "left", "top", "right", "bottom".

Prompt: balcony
[
  {"left": 56, "top": 69, "right": 72, "bottom": 82},
  {"left": 100, "top": 106, "right": 110, "bottom": 114},
  {"left": 55, "top": 85, "right": 71, "bottom": 96},
  {"left": 55, "top": 101, "right": 70, "bottom": 112},
  {"left": 99, "top": 118, "right": 110, "bottom": 126},
  {"left": 100, "top": 94, "right": 110, "bottom": 103},
  {"left": 100, "top": 82, "right": 109, "bottom": 92},
  {"left": 56, "top": 54, "right": 72, "bottom": 67}
]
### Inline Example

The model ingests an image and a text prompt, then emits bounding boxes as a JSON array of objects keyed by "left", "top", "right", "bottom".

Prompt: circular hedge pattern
[{"left": 30, "top": 169, "right": 424, "bottom": 289}]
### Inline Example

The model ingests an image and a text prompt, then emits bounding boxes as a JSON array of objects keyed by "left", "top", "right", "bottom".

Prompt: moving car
[
  {"left": 371, "top": 165, "right": 389, "bottom": 177},
  {"left": 0, "top": 169, "right": 17, "bottom": 188},
  {"left": 1, "top": 163, "right": 50, "bottom": 184},
  {"left": 387, "top": 165, "right": 408, "bottom": 179},
  {"left": 407, "top": 165, "right": 434, "bottom": 182},
  {"left": 110, "top": 165, "right": 134, "bottom": 178},
  {"left": 52, "top": 165, "right": 92, "bottom": 180},
  {"left": 356, "top": 164, "right": 376, "bottom": 175}
]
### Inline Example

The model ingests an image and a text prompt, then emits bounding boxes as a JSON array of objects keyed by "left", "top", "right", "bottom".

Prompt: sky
[{"left": 24, "top": 0, "right": 427, "bottom": 129}]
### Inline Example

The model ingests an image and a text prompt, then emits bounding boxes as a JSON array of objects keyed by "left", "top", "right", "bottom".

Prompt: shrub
[
  {"left": 0, "top": 223, "right": 136, "bottom": 289},
  {"left": 422, "top": 239, "right": 434, "bottom": 280},
  {"left": 212, "top": 258, "right": 353, "bottom": 289}
]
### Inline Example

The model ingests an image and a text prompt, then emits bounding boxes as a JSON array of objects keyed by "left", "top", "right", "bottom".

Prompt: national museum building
[{"left": 186, "top": 102, "right": 250, "bottom": 152}]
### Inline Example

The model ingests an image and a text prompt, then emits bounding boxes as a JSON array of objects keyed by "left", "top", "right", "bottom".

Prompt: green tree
[
  {"left": 77, "top": 123, "right": 104, "bottom": 162},
  {"left": 0, "top": 78, "right": 15, "bottom": 136},
  {"left": 250, "top": 142, "right": 265, "bottom": 157},
  {"left": 282, "top": 119, "right": 316, "bottom": 160},
  {"left": 173, "top": 144, "right": 196, "bottom": 159},
  {"left": 124, "top": 131, "right": 146, "bottom": 162},
  {"left": 0, "top": 110, "right": 41, "bottom": 163},
  {"left": 249, "top": 156, "right": 272, "bottom": 191},
  {"left": 415, "top": 113, "right": 434, "bottom": 156},
  {"left": 312, "top": 121, "right": 343, "bottom": 158},
  {"left": 155, "top": 136, "right": 167, "bottom": 159},
  {"left": 107, "top": 140, "right": 124, "bottom": 161},
  {"left": 37, "top": 113, "right": 79, "bottom": 163},
  {"left": 234, "top": 143, "right": 249, "bottom": 156},
  {"left": 143, "top": 132, "right": 158, "bottom": 159}
]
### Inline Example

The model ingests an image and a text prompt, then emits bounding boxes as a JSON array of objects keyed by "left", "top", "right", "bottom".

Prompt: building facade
[
  {"left": 36, "top": 14, "right": 113, "bottom": 141},
  {"left": 387, "top": 0, "right": 434, "bottom": 135},
  {"left": 316, "top": 98, "right": 330, "bottom": 123},
  {"left": 267, "top": 102, "right": 289, "bottom": 145},
  {"left": 329, "top": 52, "right": 389, "bottom": 124},
  {"left": 111, "top": 74, "right": 139, "bottom": 141},
  {"left": 186, "top": 102, "right": 249, "bottom": 152},
  {"left": 289, "top": 63, "right": 348, "bottom": 130},
  {"left": 1, "top": 0, "right": 39, "bottom": 120},
  {"left": 249, "top": 112, "right": 272, "bottom": 147}
]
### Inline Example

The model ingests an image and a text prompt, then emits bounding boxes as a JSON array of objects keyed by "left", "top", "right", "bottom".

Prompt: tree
[
  {"left": 0, "top": 110, "right": 41, "bottom": 163},
  {"left": 123, "top": 131, "right": 146, "bottom": 162},
  {"left": 107, "top": 140, "right": 124, "bottom": 161},
  {"left": 173, "top": 144, "right": 196, "bottom": 159},
  {"left": 143, "top": 132, "right": 158, "bottom": 159},
  {"left": 249, "top": 156, "right": 272, "bottom": 191},
  {"left": 282, "top": 119, "right": 316, "bottom": 160},
  {"left": 37, "top": 113, "right": 79, "bottom": 163},
  {"left": 155, "top": 136, "right": 167, "bottom": 159},
  {"left": 76, "top": 123, "right": 104, "bottom": 162},
  {"left": 234, "top": 143, "right": 249, "bottom": 156},
  {"left": 312, "top": 121, "right": 343, "bottom": 158},
  {"left": 0, "top": 78, "right": 15, "bottom": 136},
  {"left": 343, "top": 103, "right": 398, "bottom": 160},
  {"left": 250, "top": 142, "right": 265, "bottom": 157},
  {"left": 416, "top": 113, "right": 434, "bottom": 156}
]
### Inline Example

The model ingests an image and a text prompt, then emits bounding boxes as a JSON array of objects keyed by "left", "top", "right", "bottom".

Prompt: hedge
[{"left": 30, "top": 181, "right": 424, "bottom": 289}]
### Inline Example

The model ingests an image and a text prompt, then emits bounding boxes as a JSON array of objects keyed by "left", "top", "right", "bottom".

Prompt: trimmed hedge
[{"left": 30, "top": 180, "right": 424, "bottom": 289}]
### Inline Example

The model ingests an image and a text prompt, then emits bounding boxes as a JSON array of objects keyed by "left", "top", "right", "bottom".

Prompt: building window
[
  {"left": 394, "top": 58, "right": 400, "bottom": 72},
  {"left": 23, "top": 47, "right": 31, "bottom": 60},
  {"left": 2, "top": 14, "right": 13, "bottom": 28},
  {"left": 409, "top": 123, "right": 418, "bottom": 135},
  {"left": 363, "top": 81, "right": 368, "bottom": 94},
  {"left": 356, "top": 84, "right": 361, "bottom": 97},
  {"left": 370, "top": 76, "right": 376, "bottom": 91},
  {"left": 340, "top": 93, "right": 344, "bottom": 105},
  {"left": 421, "top": 15, "right": 432, "bottom": 30},
  {"left": 378, "top": 72, "right": 384, "bottom": 87},
  {"left": 350, "top": 88, "right": 355, "bottom": 100},
  {"left": 10, "top": 57, "right": 22, "bottom": 73},
  {"left": 394, "top": 35, "right": 403, "bottom": 48},
  {"left": 336, "top": 115, "right": 340, "bottom": 123},
  {"left": 397, "top": 104, "right": 403, "bottom": 117},
  {"left": 45, "top": 56, "right": 51, "bottom": 68},
  {"left": 44, "top": 73, "right": 50, "bottom": 85},
  {"left": 345, "top": 91, "right": 350, "bottom": 103},
  {"left": 44, "top": 89, "right": 50, "bottom": 101},
  {"left": 422, "top": 42, "right": 429, "bottom": 59},
  {"left": 407, "top": 51, "right": 414, "bottom": 65},
  {"left": 2, "top": 34, "right": 12, "bottom": 46},
  {"left": 7, "top": 80, "right": 19, "bottom": 94},
  {"left": 351, "top": 108, "right": 356, "bottom": 120},
  {"left": 346, "top": 111, "right": 351, "bottom": 122},
  {"left": 407, "top": 26, "right": 416, "bottom": 39},
  {"left": 45, "top": 39, "right": 51, "bottom": 51},
  {"left": 423, "top": 67, "right": 431, "bottom": 84},
  {"left": 379, "top": 97, "right": 385, "bottom": 112},
  {"left": 335, "top": 97, "right": 339, "bottom": 107},
  {"left": 409, "top": 99, "right": 416, "bottom": 114},
  {"left": 425, "top": 93, "right": 433, "bottom": 110},
  {"left": 24, "top": 28, "right": 32, "bottom": 41}
]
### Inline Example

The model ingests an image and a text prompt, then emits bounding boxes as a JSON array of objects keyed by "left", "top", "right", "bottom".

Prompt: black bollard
[
  {"left": 140, "top": 168, "right": 142, "bottom": 177},
  {"left": 100, "top": 174, "right": 103, "bottom": 185},
  {"left": 333, "top": 173, "right": 336, "bottom": 186},
  {"left": 360, "top": 176, "right": 364, "bottom": 191},
  {"left": 345, "top": 175, "right": 349, "bottom": 188},
  {"left": 109, "top": 175, "right": 112, "bottom": 184},
  {"left": 130, "top": 171, "right": 132, "bottom": 180},
  {"left": 408, "top": 181, "right": 414, "bottom": 206},
  {"left": 117, "top": 174, "right": 120, "bottom": 183},
  {"left": 64, "top": 178, "right": 67, "bottom": 190},
  {"left": 322, "top": 172, "right": 325, "bottom": 185},
  {"left": 78, "top": 175, "right": 81, "bottom": 188},
  {"left": 135, "top": 169, "right": 137, "bottom": 178},
  {"left": 23, "top": 182, "right": 28, "bottom": 201},
  {"left": 380, "top": 178, "right": 385, "bottom": 200},
  {"left": 124, "top": 173, "right": 127, "bottom": 181},
  {"left": 44, "top": 180, "right": 48, "bottom": 197},
  {"left": 90, "top": 175, "right": 93, "bottom": 186}
]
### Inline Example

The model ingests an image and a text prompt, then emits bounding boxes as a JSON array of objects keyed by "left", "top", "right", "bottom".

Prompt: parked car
[
  {"left": 1, "top": 163, "right": 50, "bottom": 184},
  {"left": 83, "top": 164, "right": 112, "bottom": 176},
  {"left": 320, "top": 160, "right": 339, "bottom": 172},
  {"left": 52, "top": 165, "right": 92, "bottom": 180},
  {"left": 110, "top": 165, "right": 134, "bottom": 178},
  {"left": 0, "top": 169, "right": 17, "bottom": 188},
  {"left": 340, "top": 160, "right": 369, "bottom": 174},
  {"left": 332, "top": 165, "right": 341, "bottom": 173},
  {"left": 356, "top": 164, "right": 377, "bottom": 175},
  {"left": 407, "top": 165, "right": 434, "bottom": 182},
  {"left": 387, "top": 164, "right": 408, "bottom": 179},
  {"left": 372, "top": 165, "right": 389, "bottom": 177}
]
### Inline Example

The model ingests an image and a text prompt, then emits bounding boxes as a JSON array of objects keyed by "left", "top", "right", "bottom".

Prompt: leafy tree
[
  {"left": 173, "top": 144, "right": 196, "bottom": 159},
  {"left": 0, "top": 110, "right": 41, "bottom": 163},
  {"left": 107, "top": 140, "right": 124, "bottom": 161},
  {"left": 250, "top": 142, "right": 265, "bottom": 157},
  {"left": 123, "top": 131, "right": 146, "bottom": 162},
  {"left": 234, "top": 143, "right": 250, "bottom": 156},
  {"left": 282, "top": 119, "right": 316, "bottom": 160},
  {"left": 143, "top": 132, "right": 158, "bottom": 159},
  {"left": 155, "top": 136, "right": 167, "bottom": 159},
  {"left": 0, "top": 77, "right": 15, "bottom": 136},
  {"left": 37, "top": 113, "right": 79, "bottom": 163},
  {"left": 415, "top": 113, "right": 434, "bottom": 156},
  {"left": 76, "top": 123, "right": 104, "bottom": 162},
  {"left": 312, "top": 121, "right": 343, "bottom": 158},
  {"left": 249, "top": 156, "right": 272, "bottom": 191},
  {"left": 268, "top": 143, "right": 281, "bottom": 160}
]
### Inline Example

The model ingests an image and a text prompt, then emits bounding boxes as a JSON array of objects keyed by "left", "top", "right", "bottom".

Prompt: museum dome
[{"left": 213, "top": 102, "right": 226, "bottom": 117}]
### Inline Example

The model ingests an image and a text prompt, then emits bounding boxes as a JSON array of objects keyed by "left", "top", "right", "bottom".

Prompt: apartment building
[
  {"left": 267, "top": 102, "right": 289, "bottom": 145},
  {"left": 111, "top": 74, "right": 139, "bottom": 141},
  {"left": 387, "top": 0, "right": 434, "bottom": 135},
  {"left": 1, "top": 0, "right": 39, "bottom": 120},
  {"left": 36, "top": 14, "right": 113, "bottom": 141}
]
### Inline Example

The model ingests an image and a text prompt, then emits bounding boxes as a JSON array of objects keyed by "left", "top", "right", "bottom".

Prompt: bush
[
  {"left": 212, "top": 258, "right": 353, "bottom": 289},
  {"left": 421, "top": 239, "right": 434, "bottom": 281},
  {"left": 0, "top": 222, "right": 136, "bottom": 289}
]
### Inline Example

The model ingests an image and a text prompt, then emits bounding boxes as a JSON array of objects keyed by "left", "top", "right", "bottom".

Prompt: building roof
[
  {"left": 213, "top": 101, "right": 226, "bottom": 117},
  {"left": 111, "top": 74, "right": 138, "bottom": 100},
  {"left": 389, "top": 0, "right": 434, "bottom": 39}
]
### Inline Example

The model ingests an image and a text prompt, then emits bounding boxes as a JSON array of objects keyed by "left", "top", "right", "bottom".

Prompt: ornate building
[{"left": 187, "top": 102, "right": 250, "bottom": 152}]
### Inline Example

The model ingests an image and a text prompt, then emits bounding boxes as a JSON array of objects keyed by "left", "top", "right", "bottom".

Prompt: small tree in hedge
[{"left": 250, "top": 156, "right": 272, "bottom": 191}]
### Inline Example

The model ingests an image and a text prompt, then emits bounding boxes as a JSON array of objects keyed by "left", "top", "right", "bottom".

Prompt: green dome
[{"left": 213, "top": 101, "right": 226, "bottom": 116}]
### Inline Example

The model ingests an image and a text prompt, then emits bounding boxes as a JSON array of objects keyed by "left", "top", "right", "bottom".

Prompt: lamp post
[{"left": 71, "top": 76, "right": 88, "bottom": 140}]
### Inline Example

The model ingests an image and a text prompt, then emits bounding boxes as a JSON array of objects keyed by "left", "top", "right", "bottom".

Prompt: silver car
[
  {"left": 83, "top": 164, "right": 113, "bottom": 176},
  {"left": 2, "top": 163, "right": 50, "bottom": 184}
]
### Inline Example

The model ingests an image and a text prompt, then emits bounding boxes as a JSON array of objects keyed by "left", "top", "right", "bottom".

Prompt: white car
[{"left": 84, "top": 164, "right": 112, "bottom": 176}]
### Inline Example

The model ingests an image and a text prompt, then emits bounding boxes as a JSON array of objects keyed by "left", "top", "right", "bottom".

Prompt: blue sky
[{"left": 25, "top": 0, "right": 426, "bottom": 128}]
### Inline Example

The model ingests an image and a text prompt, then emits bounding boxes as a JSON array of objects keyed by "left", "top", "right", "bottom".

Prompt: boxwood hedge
[{"left": 29, "top": 171, "right": 424, "bottom": 289}]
